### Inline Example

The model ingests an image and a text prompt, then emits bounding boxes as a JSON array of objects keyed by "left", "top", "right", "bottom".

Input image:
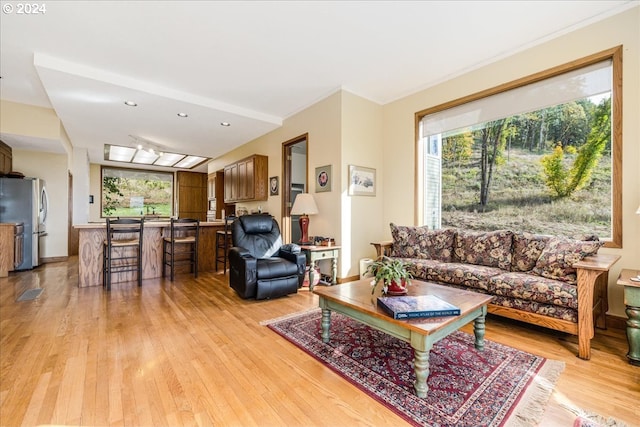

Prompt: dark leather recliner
[{"left": 228, "top": 214, "right": 306, "bottom": 300}]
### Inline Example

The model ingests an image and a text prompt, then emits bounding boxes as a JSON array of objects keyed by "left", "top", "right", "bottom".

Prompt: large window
[
  {"left": 101, "top": 166, "right": 174, "bottom": 218},
  {"left": 416, "top": 47, "right": 621, "bottom": 247}
]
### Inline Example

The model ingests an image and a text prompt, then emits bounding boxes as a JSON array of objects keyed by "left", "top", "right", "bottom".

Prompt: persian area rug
[{"left": 265, "top": 309, "right": 564, "bottom": 427}]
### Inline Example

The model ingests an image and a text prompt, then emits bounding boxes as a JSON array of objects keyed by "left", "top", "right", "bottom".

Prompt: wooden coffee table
[{"left": 313, "top": 279, "right": 493, "bottom": 397}]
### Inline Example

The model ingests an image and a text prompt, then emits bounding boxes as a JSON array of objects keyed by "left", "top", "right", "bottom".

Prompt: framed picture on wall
[
  {"left": 269, "top": 176, "right": 279, "bottom": 196},
  {"left": 348, "top": 165, "right": 376, "bottom": 196},
  {"left": 315, "top": 165, "right": 332, "bottom": 192}
]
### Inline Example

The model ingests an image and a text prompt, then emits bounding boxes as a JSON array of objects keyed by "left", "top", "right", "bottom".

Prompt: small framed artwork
[
  {"left": 315, "top": 165, "right": 332, "bottom": 193},
  {"left": 348, "top": 165, "right": 376, "bottom": 196},
  {"left": 269, "top": 176, "right": 279, "bottom": 196}
]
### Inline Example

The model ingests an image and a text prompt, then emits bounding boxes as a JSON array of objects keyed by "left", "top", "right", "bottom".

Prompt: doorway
[{"left": 282, "top": 134, "right": 308, "bottom": 243}]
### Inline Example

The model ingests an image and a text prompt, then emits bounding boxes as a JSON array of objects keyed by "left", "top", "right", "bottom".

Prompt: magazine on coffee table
[{"left": 377, "top": 294, "right": 461, "bottom": 320}]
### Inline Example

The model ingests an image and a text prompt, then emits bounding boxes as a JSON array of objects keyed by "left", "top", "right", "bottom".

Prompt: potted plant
[{"left": 366, "top": 256, "right": 413, "bottom": 295}]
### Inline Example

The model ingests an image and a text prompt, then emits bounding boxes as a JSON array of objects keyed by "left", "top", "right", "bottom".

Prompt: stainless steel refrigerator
[{"left": 0, "top": 177, "right": 49, "bottom": 270}]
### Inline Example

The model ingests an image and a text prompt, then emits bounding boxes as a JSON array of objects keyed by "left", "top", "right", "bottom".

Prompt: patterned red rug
[{"left": 265, "top": 309, "right": 564, "bottom": 427}]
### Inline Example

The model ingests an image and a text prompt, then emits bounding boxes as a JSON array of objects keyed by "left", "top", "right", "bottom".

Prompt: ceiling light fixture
[
  {"left": 124, "top": 100, "right": 138, "bottom": 107},
  {"left": 220, "top": 122, "right": 231, "bottom": 127},
  {"left": 177, "top": 112, "right": 188, "bottom": 118},
  {"left": 104, "top": 137, "right": 209, "bottom": 170}
]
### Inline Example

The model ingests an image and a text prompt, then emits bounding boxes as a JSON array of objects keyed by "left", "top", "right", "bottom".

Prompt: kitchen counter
[{"left": 74, "top": 220, "right": 225, "bottom": 287}]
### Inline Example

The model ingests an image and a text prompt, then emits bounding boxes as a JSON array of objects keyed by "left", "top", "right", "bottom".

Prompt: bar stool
[
  {"left": 162, "top": 218, "right": 200, "bottom": 281},
  {"left": 103, "top": 218, "right": 144, "bottom": 291},
  {"left": 215, "top": 215, "right": 235, "bottom": 273}
]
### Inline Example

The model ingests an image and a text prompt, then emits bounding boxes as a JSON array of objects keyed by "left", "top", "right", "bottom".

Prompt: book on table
[{"left": 377, "top": 294, "right": 461, "bottom": 320}]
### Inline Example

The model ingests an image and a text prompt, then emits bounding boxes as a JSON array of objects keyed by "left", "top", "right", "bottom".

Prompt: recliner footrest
[{"left": 256, "top": 276, "right": 300, "bottom": 300}]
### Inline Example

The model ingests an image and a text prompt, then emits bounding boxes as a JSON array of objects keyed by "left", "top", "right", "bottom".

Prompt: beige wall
[
  {"left": 12, "top": 150, "right": 69, "bottom": 259},
  {"left": 0, "top": 100, "right": 60, "bottom": 139},
  {"left": 381, "top": 6, "right": 640, "bottom": 317},
  {"left": 207, "top": 91, "right": 386, "bottom": 279},
  {"left": 340, "top": 91, "right": 385, "bottom": 276},
  {"left": 89, "top": 164, "right": 102, "bottom": 222}
]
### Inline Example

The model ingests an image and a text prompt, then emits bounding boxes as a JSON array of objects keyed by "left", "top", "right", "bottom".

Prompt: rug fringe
[
  {"left": 505, "top": 359, "right": 566, "bottom": 427},
  {"left": 259, "top": 307, "right": 320, "bottom": 326},
  {"left": 560, "top": 402, "right": 629, "bottom": 427}
]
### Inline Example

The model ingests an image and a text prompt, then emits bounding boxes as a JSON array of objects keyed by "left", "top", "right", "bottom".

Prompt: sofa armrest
[
  {"left": 573, "top": 253, "right": 621, "bottom": 271},
  {"left": 573, "top": 253, "right": 621, "bottom": 360},
  {"left": 370, "top": 240, "right": 393, "bottom": 258}
]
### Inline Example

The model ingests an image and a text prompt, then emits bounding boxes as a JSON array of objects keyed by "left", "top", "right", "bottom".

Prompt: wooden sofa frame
[{"left": 371, "top": 241, "right": 620, "bottom": 360}]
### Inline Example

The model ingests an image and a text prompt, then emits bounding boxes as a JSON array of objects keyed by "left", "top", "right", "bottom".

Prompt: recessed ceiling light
[
  {"left": 124, "top": 100, "right": 138, "bottom": 107},
  {"left": 177, "top": 112, "right": 188, "bottom": 118},
  {"left": 220, "top": 122, "right": 231, "bottom": 127}
]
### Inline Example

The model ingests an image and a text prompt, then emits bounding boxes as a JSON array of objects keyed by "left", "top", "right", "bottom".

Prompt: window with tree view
[
  {"left": 101, "top": 167, "right": 174, "bottom": 218},
  {"left": 417, "top": 48, "right": 621, "bottom": 247}
]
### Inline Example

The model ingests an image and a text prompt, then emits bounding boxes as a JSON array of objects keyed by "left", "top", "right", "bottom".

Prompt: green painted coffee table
[{"left": 313, "top": 279, "right": 493, "bottom": 397}]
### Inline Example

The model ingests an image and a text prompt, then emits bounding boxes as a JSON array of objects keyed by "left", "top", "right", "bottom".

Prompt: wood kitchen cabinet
[
  {"left": 0, "top": 141, "right": 12, "bottom": 176},
  {"left": 0, "top": 224, "right": 15, "bottom": 277},
  {"left": 207, "top": 170, "right": 226, "bottom": 220},
  {"left": 177, "top": 171, "right": 207, "bottom": 221},
  {"left": 224, "top": 154, "right": 268, "bottom": 203}
]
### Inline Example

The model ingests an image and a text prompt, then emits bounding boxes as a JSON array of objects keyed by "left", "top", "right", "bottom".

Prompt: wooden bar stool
[
  {"left": 215, "top": 215, "right": 235, "bottom": 273},
  {"left": 103, "top": 218, "right": 144, "bottom": 290},
  {"left": 162, "top": 218, "right": 200, "bottom": 281}
]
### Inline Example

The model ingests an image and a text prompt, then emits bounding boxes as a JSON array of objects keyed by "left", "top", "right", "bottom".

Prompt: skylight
[{"left": 104, "top": 144, "right": 209, "bottom": 169}]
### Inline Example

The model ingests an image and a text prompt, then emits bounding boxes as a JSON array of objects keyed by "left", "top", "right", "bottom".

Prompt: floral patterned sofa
[{"left": 372, "top": 224, "right": 620, "bottom": 360}]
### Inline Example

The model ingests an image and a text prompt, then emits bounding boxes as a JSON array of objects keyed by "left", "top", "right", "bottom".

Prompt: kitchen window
[{"left": 101, "top": 166, "right": 174, "bottom": 218}]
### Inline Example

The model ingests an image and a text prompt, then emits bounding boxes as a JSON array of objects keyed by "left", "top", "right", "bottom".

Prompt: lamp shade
[
  {"left": 291, "top": 193, "right": 319, "bottom": 216},
  {"left": 636, "top": 205, "right": 640, "bottom": 215}
]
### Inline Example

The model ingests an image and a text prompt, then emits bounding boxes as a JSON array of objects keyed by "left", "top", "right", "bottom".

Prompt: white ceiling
[{"left": 1, "top": 1, "right": 636, "bottom": 173}]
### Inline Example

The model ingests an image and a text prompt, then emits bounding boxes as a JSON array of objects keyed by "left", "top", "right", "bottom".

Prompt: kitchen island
[{"left": 75, "top": 220, "right": 225, "bottom": 287}]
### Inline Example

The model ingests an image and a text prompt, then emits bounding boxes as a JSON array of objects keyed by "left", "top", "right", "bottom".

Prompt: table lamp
[{"left": 290, "top": 193, "right": 319, "bottom": 244}]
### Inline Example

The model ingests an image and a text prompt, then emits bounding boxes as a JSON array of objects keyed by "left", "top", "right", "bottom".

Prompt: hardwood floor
[{"left": 1, "top": 258, "right": 638, "bottom": 426}]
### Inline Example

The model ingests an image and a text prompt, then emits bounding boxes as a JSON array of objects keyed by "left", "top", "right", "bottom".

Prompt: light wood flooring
[{"left": 1, "top": 258, "right": 638, "bottom": 426}]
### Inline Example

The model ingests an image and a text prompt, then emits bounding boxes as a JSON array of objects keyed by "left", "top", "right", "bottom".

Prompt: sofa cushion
[
  {"left": 510, "top": 232, "right": 551, "bottom": 272},
  {"left": 489, "top": 294, "right": 578, "bottom": 323},
  {"left": 392, "top": 257, "right": 444, "bottom": 281},
  {"left": 441, "top": 282, "right": 578, "bottom": 323},
  {"left": 429, "top": 262, "right": 503, "bottom": 292},
  {"left": 453, "top": 229, "right": 513, "bottom": 270},
  {"left": 389, "top": 223, "right": 431, "bottom": 258},
  {"left": 532, "top": 237, "right": 603, "bottom": 284},
  {"left": 488, "top": 272, "right": 578, "bottom": 309}
]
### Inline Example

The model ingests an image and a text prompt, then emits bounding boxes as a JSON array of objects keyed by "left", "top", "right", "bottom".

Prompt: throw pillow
[
  {"left": 532, "top": 237, "right": 604, "bottom": 284},
  {"left": 417, "top": 228, "right": 456, "bottom": 261},
  {"left": 390, "top": 223, "right": 431, "bottom": 258},
  {"left": 454, "top": 229, "right": 513, "bottom": 270},
  {"left": 510, "top": 232, "right": 551, "bottom": 272}
]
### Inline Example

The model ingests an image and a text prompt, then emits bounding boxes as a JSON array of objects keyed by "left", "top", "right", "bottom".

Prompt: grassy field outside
[{"left": 441, "top": 148, "right": 612, "bottom": 239}]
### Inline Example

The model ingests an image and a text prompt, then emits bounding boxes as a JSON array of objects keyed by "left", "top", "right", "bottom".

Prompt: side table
[
  {"left": 301, "top": 245, "right": 340, "bottom": 291},
  {"left": 617, "top": 269, "right": 640, "bottom": 366}
]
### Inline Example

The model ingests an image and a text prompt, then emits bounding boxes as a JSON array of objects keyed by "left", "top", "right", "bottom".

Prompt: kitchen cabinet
[
  {"left": 224, "top": 154, "right": 268, "bottom": 203},
  {"left": 0, "top": 141, "right": 12, "bottom": 176},
  {"left": 207, "top": 170, "right": 226, "bottom": 220},
  {"left": 177, "top": 171, "right": 207, "bottom": 221},
  {"left": 0, "top": 223, "right": 15, "bottom": 277}
]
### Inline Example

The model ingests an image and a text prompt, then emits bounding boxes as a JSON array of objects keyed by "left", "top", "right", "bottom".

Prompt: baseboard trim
[
  {"left": 41, "top": 256, "right": 68, "bottom": 264},
  {"left": 606, "top": 314, "right": 626, "bottom": 331}
]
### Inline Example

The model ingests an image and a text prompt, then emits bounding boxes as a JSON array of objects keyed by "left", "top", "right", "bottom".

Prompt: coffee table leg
[
  {"left": 321, "top": 308, "right": 331, "bottom": 343},
  {"left": 473, "top": 313, "right": 486, "bottom": 351},
  {"left": 413, "top": 348, "right": 430, "bottom": 398}
]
